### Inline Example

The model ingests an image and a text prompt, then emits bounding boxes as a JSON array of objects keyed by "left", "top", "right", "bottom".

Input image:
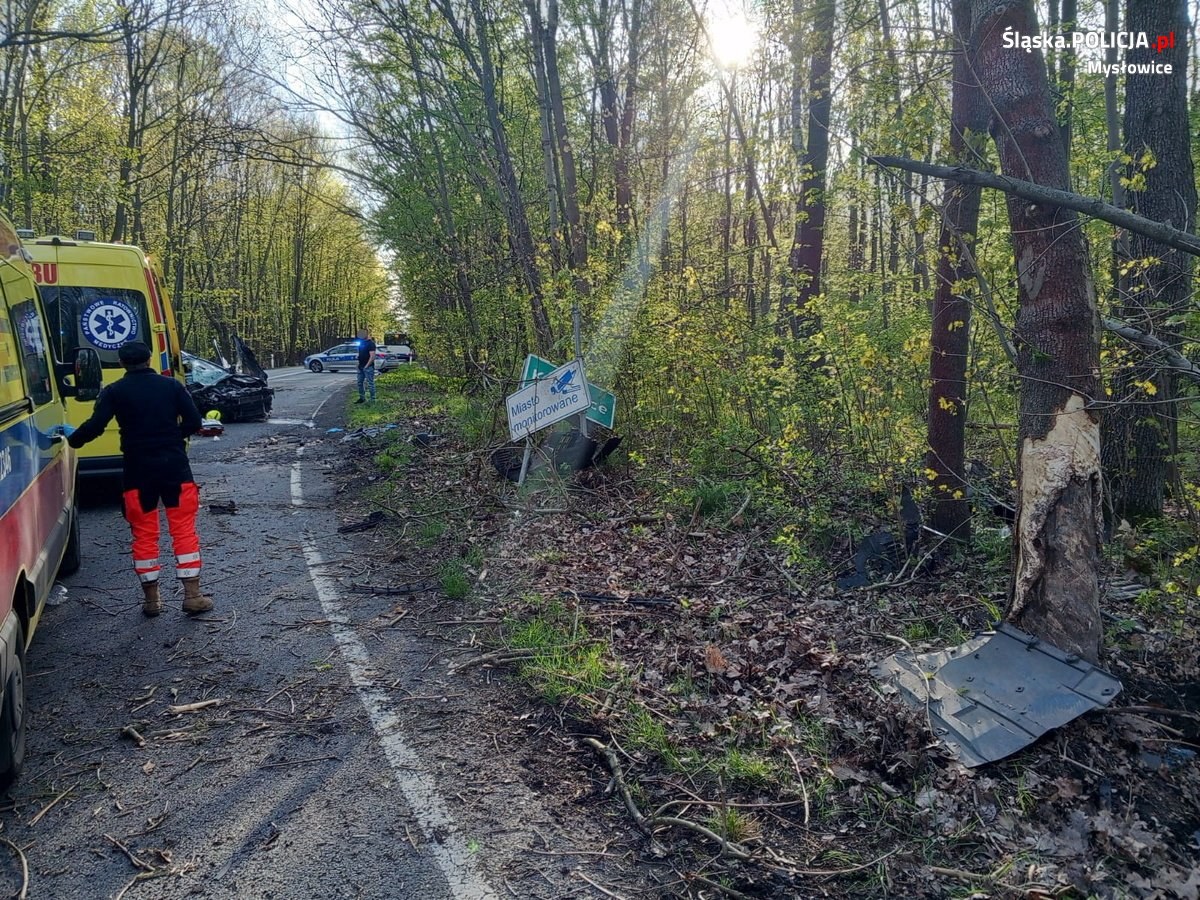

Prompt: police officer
[{"left": 69, "top": 341, "right": 214, "bottom": 617}]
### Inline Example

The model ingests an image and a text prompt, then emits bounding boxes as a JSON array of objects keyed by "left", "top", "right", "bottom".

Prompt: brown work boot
[
  {"left": 141, "top": 581, "right": 162, "bottom": 617},
  {"left": 180, "top": 577, "right": 214, "bottom": 615}
]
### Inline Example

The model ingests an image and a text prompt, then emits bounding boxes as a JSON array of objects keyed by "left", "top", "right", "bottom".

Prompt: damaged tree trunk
[{"left": 971, "top": 0, "right": 1102, "bottom": 662}]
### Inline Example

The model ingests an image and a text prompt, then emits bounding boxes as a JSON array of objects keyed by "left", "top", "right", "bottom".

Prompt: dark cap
[{"left": 118, "top": 341, "right": 152, "bottom": 364}]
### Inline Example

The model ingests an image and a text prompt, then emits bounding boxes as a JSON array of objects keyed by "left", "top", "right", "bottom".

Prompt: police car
[{"left": 304, "top": 341, "right": 397, "bottom": 373}]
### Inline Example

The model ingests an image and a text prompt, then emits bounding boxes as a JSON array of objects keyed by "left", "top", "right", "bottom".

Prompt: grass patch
[
  {"left": 505, "top": 604, "right": 612, "bottom": 704},
  {"left": 624, "top": 705, "right": 670, "bottom": 755},
  {"left": 705, "top": 807, "right": 762, "bottom": 844},
  {"left": 676, "top": 478, "right": 743, "bottom": 520},
  {"left": 418, "top": 520, "right": 447, "bottom": 545},
  {"left": 902, "top": 616, "right": 969, "bottom": 646},
  {"left": 373, "top": 439, "right": 413, "bottom": 473},
  {"left": 439, "top": 559, "right": 472, "bottom": 600},
  {"left": 716, "top": 747, "right": 777, "bottom": 786}
]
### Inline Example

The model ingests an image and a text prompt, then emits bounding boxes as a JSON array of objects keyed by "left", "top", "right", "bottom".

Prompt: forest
[
  {"left": 307, "top": 0, "right": 1200, "bottom": 668},
  {"left": 3, "top": 0, "right": 1200, "bottom": 888},
  {"left": 0, "top": 0, "right": 392, "bottom": 358}
]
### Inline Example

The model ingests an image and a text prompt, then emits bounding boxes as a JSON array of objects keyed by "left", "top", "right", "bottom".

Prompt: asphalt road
[{"left": 0, "top": 368, "right": 511, "bottom": 899}]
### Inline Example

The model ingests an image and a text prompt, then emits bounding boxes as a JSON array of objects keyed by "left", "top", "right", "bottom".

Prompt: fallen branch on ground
[
  {"left": 448, "top": 649, "right": 539, "bottom": 674},
  {"left": 582, "top": 737, "right": 753, "bottom": 861},
  {"left": 166, "top": 699, "right": 222, "bottom": 715},
  {"left": 350, "top": 580, "right": 437, "bottom": 595},
  {"left": 1106, "top": 705, "right": 1200, "bottom": 721},
  {"left": 0, "top": 836, "right": 29, "bottom": 899},
  {"left": 105, "top": 833, "right": 154, "bottom": 871},
  {"left": 584, "top": 737, "right": 901, "bottom": 878},
  {"left": 120, "top": 724, "right": 146, "bottom": 747},
  {"left": 29, "top": 785, "right": 74, "bottom": 826}
]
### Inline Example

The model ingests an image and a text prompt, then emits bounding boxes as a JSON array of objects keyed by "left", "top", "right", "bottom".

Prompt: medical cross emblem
[{"left": 81, "top": 299, "right": 138, "bottom": 351}]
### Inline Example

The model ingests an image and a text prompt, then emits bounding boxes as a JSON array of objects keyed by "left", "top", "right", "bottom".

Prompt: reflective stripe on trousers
[{"left": 123, "top": 482, "right": 202, "bottom": 581}]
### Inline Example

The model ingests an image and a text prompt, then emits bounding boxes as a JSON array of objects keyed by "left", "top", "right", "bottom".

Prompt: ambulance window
[
  {"left": 10, "top": 300, "right": 53, "bottom": 406},
  {"left": 0, "top": 264, "right": 29, "bottom": 414},
  {"left": 40, "top": 286, "right": 150, "bottom": 368},
  {"left": 0, "top": 315, "right": 26, "bottom": 413}
]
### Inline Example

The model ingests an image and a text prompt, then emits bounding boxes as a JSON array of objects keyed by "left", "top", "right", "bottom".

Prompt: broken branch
[
  {"left": 0, "top": 837, "right": 29, "bottom": 899},
  {"left": 448, "top": 649, "right": 539, "bottom": 674},
  {"left": 870, "top": 155, "right": 1200, "bottom": 257},
  {"left": 167, "top": 698, "right": 222, "bottom": 715},
  {"left": 582, "top": 737, "right": 760, "bottom": 862},
  {"left": 104, "top": 833, "right": 154, "bottom": 872},
  {"left": 1102, "top": 317, "right": 1200, "bottom": 387},
  {"left": 121, "top": 725, "right": 146, "bottom": 747},
  {"left": 29, "top": 785, "right": 74, "bottom": 826}
]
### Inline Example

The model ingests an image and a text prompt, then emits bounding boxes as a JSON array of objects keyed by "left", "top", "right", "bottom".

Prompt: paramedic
[{"left": 68, "top": 341, "right": 214, "bottom": 617}]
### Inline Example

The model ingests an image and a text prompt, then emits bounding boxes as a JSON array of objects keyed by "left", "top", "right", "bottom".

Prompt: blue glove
[{"left": 51, "top": 424, "right": 76, "bottom": 437}]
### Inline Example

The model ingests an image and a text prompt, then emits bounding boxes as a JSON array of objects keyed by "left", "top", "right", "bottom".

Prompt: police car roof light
[
  {"left": 15, "top": 228, "right": 33, "bottom": 239},
  {"left": 74, "top": 230, "right": 96, "bottom": 241}
]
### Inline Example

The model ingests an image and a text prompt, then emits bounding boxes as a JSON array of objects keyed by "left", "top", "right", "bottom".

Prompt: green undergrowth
[
  {"left": 503, "top": 597, "right": 609, "bottom": 704},
  {"left": 350, "top": 367, "right": 487, "bottom": 603},
  {"left": 347, "top": 359, "right": 1175, "bottom": 891}
]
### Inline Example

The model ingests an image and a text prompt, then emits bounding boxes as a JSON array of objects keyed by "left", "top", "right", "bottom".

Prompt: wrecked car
[{"left": 183, "top": 351, "right": 273, "bottom": 421}]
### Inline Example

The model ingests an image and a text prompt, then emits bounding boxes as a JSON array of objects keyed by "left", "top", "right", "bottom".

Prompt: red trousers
[{"left": 123, "top": 482, "right": 201, "bottom": 583}]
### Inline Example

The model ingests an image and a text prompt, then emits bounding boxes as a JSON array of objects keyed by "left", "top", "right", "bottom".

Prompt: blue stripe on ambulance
[{"left": 0, "top": 417, "right": 57, "bottom": 522}]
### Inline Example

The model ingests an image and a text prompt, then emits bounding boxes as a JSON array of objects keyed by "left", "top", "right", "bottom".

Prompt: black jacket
[{"left": 69, "top": 367, "right": 202, "bottom": 486}]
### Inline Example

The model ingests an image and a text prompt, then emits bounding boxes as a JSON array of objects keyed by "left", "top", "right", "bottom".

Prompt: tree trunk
[
  {"left": 971, "top": 0, "right": 1103, "bottom": 663},
  {"left": 526, "top": 0, "right": 563, "bottom": 267},
  {"left": 592, "top": 0, "right": 640, "bottom": 231},
  {"left": 1058, "top": 0, "right": 1077, "bottom": 156},
  {"left": 926, "top": 0, "right": 986, "bottom": 543},
  {"left": 544, "top": 0, "right": 586, "bottom": 273},
  {"left": 458, "top": 0, "right": 554, "bottom": 353},
  {"left": 398, "top": 17, "right": 481, "bottom": 348},
  {"left": 1102, "top": 0, "right": 1195, "bottom": 519},
  {"left": 783, "top": 0, "right": 834, "bottom": 340}
]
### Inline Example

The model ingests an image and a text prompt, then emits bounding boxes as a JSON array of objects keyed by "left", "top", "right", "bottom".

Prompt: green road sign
[{"left": 522, "top": 354, "right": 616, "bottom": 430}]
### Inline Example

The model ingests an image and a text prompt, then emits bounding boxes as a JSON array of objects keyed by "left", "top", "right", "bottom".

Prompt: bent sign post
[
  {"left": 520, "top": 354, "right": 616, "bottom": 430},
  {"left": 507, "top": 359, "right": 592, "bottom": 484},
  {"left": 507, "top": 358, "right": 592, "bottom": 443}
]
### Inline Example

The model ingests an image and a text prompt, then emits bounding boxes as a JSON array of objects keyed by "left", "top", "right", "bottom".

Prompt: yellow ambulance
[
  {"left": 0, "top": 216, "right": 100, "bottom": 788},
  {"left": 24, "top": 232, "right": 184, "bottom": 475}
]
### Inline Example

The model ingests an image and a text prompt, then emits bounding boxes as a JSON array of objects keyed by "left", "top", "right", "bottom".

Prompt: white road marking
[
  {"left": 310, "top": 395, "right": 333, "bottom": 420},
  {"left": 290, "top": 446, "right": 497, "bottom": 900},
  {"left": 265, "top": 370, "right": 310, "bottom": 381}
]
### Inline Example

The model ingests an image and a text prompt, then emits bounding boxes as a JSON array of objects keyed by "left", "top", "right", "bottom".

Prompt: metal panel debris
[{"left": 874, "top": 623, "right": 1122, "bottom": 767}]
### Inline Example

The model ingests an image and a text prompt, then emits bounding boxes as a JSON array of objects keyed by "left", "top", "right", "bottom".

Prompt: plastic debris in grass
[
  {"left": 338, "top": 424, "right": 400, "bottom": 442},
  {"left": 874, "top": 623, "right": 1122, "bottom": 767}
]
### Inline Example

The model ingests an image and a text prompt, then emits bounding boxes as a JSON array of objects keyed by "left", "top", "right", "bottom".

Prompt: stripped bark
[{"left": 971, "top": 0, "right": 1102, "bottom": 662}]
